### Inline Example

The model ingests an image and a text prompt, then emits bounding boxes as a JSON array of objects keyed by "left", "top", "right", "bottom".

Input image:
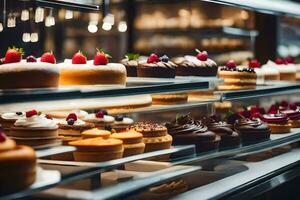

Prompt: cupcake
[
  {"left": 112, "top": 115, "right": 134, "bottom": 132},
  {"left": 121, "top": 53, "right": 140, "bottom": 77},
  {"left": 9, "top": 110, "right": 59, "bottom": 147},
  {"left": 173, "top": 50, "right": 218, "bottom": 76},
  {"left": 0, "top": 111, "right": 25, "bottom": 130},
  {"left": 82, "top": 110, "right": 115, "bottom": 129},
  {"left": 165, "top": 115, "right": 220, "bottom": 153},
  {"left": 137, "top": 54, "right": 176, "bottom": 78}
]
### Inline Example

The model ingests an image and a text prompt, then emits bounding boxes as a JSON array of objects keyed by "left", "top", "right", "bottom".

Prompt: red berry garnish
[
  {"left": 251, "top": 112, "right": 263, "bottom": 120},
  {"left": 66, "top": 113, "right": 77, "bottom": 121},
  {"left": 72, "top": 51, "right": 87, "bottom": 64},
  {"left": 196, "top": 50, "right": 208, "bottom": 61},
  {"left": 41, "top": 52, "right": 56, "bottom": 64},
  {"left": 226, "top": 60, "right": 236, "bottom": 69},
  {"left": 93, "top": 49, "right": 109, "bottom": 65},
  {"left": 289, "top": 103, "right": 297, "bottom": 110},
  {"left": 275, "top": 58, "right": 285, "bottom": 65},
  {"left": 95, "top": 111, "right": 104, "bottom": 118},
  {"left": 268, "top": 105, "right": 279, "bottom": 114},
  {"left": 4, "top": 47, "right": 24, "bottom": 64},
  {"left": 0, "top": 132, "right": 7, "bottom": 142},
  {"left": 239, "top": 110, "right": 251, "bottom": 118},
  {"left": 285, "top": 56, "right": 294, "bottom": 64},
  {"left": 26, "top": 55, "right": 37, "bottom": 63},
  {"left": 249, "top": 59, "right": 261, "bottom": 68},
  {"left": 147, "top": 53, "right": 160, "bottom": 64},
  {"left": 26, "top": 109, "right": 38, "bottom": 118},
  {"left": 280, "top": 101, "right": 289, "bottom": 108}
]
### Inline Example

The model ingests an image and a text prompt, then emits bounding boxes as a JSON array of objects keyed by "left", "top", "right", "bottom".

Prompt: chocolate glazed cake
[
  {"left": 234, "top": 118, "right": 271, "bottom": 145},
  {"left": 165, "top": 115, "right": 220, "bottom": 153},
  {"left": 202, "top": 116, "right": 240, "bottom": 149}
]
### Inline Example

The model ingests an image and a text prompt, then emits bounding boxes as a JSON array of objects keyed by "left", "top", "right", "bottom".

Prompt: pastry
[
  {"left": 0, "top": 48, "right": 59, "bottom": 89},
  {"left": 248, "top": 59, "right": 264, "bottom": 85},
  {"left": 45, "top": 110, "right": 88, "bottom": 120},
  {"left": 261, "top": 113, "right": 292, "bottom": 134},
  {"left": 202, "top": 116, "right": 240, "bottom": 149},
  {"left": 9, "top": 110, "right": 59, "bottom": 147},
  {"left": 69, "top": 137, "right": 124, "bottom": 162},
  {"left": 0, "top": 111, "right": 25, "bottom": 130},
  {"left": 137, "top": 54, "right": 176, "bottom": 78},
  {"left": 0, "top": 132, "right": 36, "bottom": 194},
  {"left": 110, "top": 130, "right": 145, "bottom": 157},
  {"left": 173, "top": 50, "right": 218, "bottom": 76},
  {"left": 260, "top": 60, "right": 280, "bottom": 80},
  {"left": 121, "top": 53, "right": 140, "bottom": 77},
  {"left": 273, "top": 58, "right": 296, "bottom": 81},
  {"left": 218, "top": 60, "right": 257, "bottom": 91},
  {"left": 151, "top": 93, "right": 188, "bottom": 105},
  {"left": 81, "top": 128, "right": 111, "bottom": 139},
  {"left": 281, "top": 109, "right": 300, "bottom": 128},
  {"left": 112, "top": 115, "right": 134, "bottom": 132},
  {"left": 165, "top": 115, "right": 220, "bottom": 153},
  {"left": 59, "top": 50, "right": 127, "bottom": 85},
  {"left": 234, "top": 118, "right": 271, "bottom": 144},
  {"left": 82, "top": 110, "right": 115, "bottom": 129},
  {"left": 132, "top": 122, "right": 172, "bottom": 152}
]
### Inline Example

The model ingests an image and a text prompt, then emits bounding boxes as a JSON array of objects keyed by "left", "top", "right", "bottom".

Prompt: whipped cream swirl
[{"left": 14, "top": 115, "right": 58, "bottom": 129}]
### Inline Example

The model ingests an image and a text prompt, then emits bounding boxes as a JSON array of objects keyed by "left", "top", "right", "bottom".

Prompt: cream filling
[
  {"left": 59, "top": 118, "right": 86, "bottom": 126},
  {"left": 1, "top": 112, "right": 25, "bottom": 120},
  {"left": 83, "top": 114, "right": 115, "bottom": 123},
  {"left": 14, "top": 115, "right": 58, "bottom": 129},
  {"left": 0, "top": 60, "right": 59, "bottom": 73}
]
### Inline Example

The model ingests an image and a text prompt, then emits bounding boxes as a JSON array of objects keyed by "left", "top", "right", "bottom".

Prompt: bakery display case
[{"left": 0, "top": 0, "right": 300, "bottom": 200}]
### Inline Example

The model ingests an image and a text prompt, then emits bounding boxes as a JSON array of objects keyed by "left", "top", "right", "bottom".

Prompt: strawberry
[
  {"left": 275, "top": 58, "right": 285, "bottom": 65},
  {"left": 26, "top": 109, "right": 38, "bottom": 118},
  {"left": 249, "top": 59, "right": 261, "bottom": 68},
  {"left": 94, "top": 49, "right": 110, "bottom": 65},
  {"left": 147, "top": 53, "right": 159, "bottom": 64},
  {"left": 226, "top": 60, "right": 236, "bottom": 69},
  {"left": 41, "top": 52, "right": 56, "bottom": 64},
  {"left": 95, "top": 111, "right": 104, "bottom": 118},
  {"left": 196, "top": 49, "right": 208, "bottom": 61},
  {"left": 4, "top": 47, "right": 24, "bottom": 64},
  {"left": 66, "top": 113, "right": 77, "bottom": 121},
  {"left": 72, "top": 51, "right": 87, "bottom": 64},
  {"left": 285, "top": 56, "right": 294, "bottom": 64}
]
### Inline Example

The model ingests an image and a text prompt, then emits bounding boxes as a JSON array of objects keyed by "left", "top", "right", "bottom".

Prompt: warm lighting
[
  {"left": 0, "top": 23, "right": 3, "bottom": 32},
  {"left": 21, "top": 9, "right": 30, "bottom": 21},
  {"left": 7, "top": 15, "right": 16, "bottom": 28},
  {"left": 35, "top": 7, "right": 44, "bottom": 23},
  {"left": 22, "top": 33, "right": 31, "bottom": 42},
  {"left": 45, "top": 9, "right": 55, "bottom": 27},
  {"left": 30, "top": 33, "right": 38, "bottom": 42},
  {"left": 241, "top": 10, "right": 249, "bottom": 20},
  {"left": 118, "top": 21, "right": 127, "bottom": 32},
  {"left": 65, "top": 10, "right": 73, "bottom": 19},
  {"left": 88, "top": 24, "right": 98, "bottom": 33},
  {"left": 102, "top": 22, "right": 112, "bottom": 31},
  {"left": 103, "top": 14, "right": 114, "bottom": 25}
]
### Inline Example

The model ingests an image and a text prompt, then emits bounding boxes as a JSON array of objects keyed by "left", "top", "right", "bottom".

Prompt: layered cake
[
  {"left": 121, "top": 53, "right": 140, "bottom": 77},
  {"left": 273, "top": 58, "right": 296, "bottom": 81},
  {"left": 248, "top": 59, "right": 264, "bottom": 85},
  {"left": 59, "top": 50, "right": 127, "bottom": 85},
  {"left": 0, "top": 111, "right": 25, "bottom": 130},
  {"left": 9, "top": 110, "right": 59, "bottom": 147},
  {"left": 166, "top": 115, "right": 220, "bottom": 153},
  {"left": 260, "top": 60, "right": 280, "bottom": 80},
  {"left": 137, "top": 54, "right": 176, "bottom": 78},
  {"left": 82, "top": 110, "right": 115, "bottom": 129},
  {"left": 173, "top": 50, "right": 218, "bottom": 76},
  {"left": 151, "top": 93, "right": 188, "bottom": 105},
  {"left": 0, "top": 132, "right": 36, "bottom": 194},
  {"left": 0, "top": 47, "right": 59, "bottom": 89},
  {"left": 218, "top": 60, "right": 257, "bottom": 91},
  {"left": 112, "top": 115, "right": 134, "bottom": 132}
]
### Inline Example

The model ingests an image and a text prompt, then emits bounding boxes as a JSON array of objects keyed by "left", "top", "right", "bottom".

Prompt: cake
[
  {"left": 69, "top": 137, "right": 124, "bottom": 162},
  {"left": 82, "top": 110, "right": 115, "bottom": 129},
  {"left": 112, "top": 115, "right": 134, "bottom": 132},
  {"left": 0, "top": 111, "right": 25, "bottom": 130},
  {"left": 59, "top": 50, "right": 127, "bottom": 85},
  {"left": 121, "top": 53, "right": 140, "bottom": 77},
  {"left": 173, "top": 50, "right": 218, "bottom": 76},
  {"left": 110, "top": 130, "right": 145, "bottom": 157},
  {"left": 0, "top": 47, "right": 59, "bottom": 89},
  {"left": 0, "top": 132, "right": 36, "bottom": 194},
  {"left": 260, "top": 60, "right": 280, "bottom": 80},
  {"left": 261, "top": 113, "right": 291, "bottom": 134},
  {"left": 273, "top": 58, "right": 296, "bottom": 81},
  {"left": 81, "top": 128, "right": 111, "bottom": 139},
  {"left": 165, "top": 114, "right": 220, "bottom": 153},
  {"left": 9, "top": 110, "right": 59, "bottom": 147},
  {"left": 202, "top": 116, "right": 240, "bottom": 149},
  {"left": 218, "top": 60, "right": 257, "bottom": 91},
  {"left": 137, "top": 54, "right": 176, "bottom": 78},
  {"left": 248, "top": 59, "right": 264, "bottom": 85},
  {"left": 151, "top": 93, "right": 188, "bottom": 105},
  {"left": 281, "top": 109, "right": 300, "bottom": 128},
  {"left": 132, "top": 122, "right": 172, "bottom": 152}
]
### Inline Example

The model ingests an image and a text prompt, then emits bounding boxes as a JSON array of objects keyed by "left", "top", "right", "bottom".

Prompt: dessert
[
  {"left": 261, "top": 113, "right": 292, "bottom": 134},
  {"left": 45, "top": 110, "right": 88, "bottom": 120},
  {"left": 0, "top": 47, "right": 59, "bottom": 89},
  {"left": 234, "top": 118, "right": 271, "bottom": 144},
  {"left": 9, "top": 110, "right": 59, "bottom": 147},
  {"left": 248, "top": 59, "right": 264, "bottom": 85},
  {"left": 137, "top": 54, "right": 176, "bottom": 78},
  {"left": 59, "top": 50, "right": 127, "bottom": 85},
  {"left": 202, "top": 116, "right": 240, "bottom": 149},
  {"left": 0, "top": 132, "right": 37, "bottom": 194},
  {"left": 121, "top": 53, "right": 140, "bottom": 77},
  {"left": 110, "top": 130, "right": 145, "bottom": 157},
  {"left": 281, "top": 109, "right": 300, "bottom": 128},
  {"left": 165, "top": 115, "right": 220, "bottom": 153},
  {"left": 0, "top": 111, "right": 25, "bottom": 130},
  {"left": 81, "top": 128, "right": 111, "bottom": 139},
  {"left": 173, "top": 50, "right": 218, "bottom": 76},
  {"left": 112, "top": 115, "right": 134, "bottom": 132},
  {"left": 132, "top": 122, "right": 172, "bottom": 152},
  {"left": 69, "top": 137, "right": 124, "bottom": 162},
  {"left": 82, "top": 110, "right": 115, "bottom": 129},
  {"left": 218, "top": 60, "right": 257, "bottom": 91},
  {"left": 274, "top": 58, "right": 296, "bottom": 81},
  {"left": 151, "top": 93, "right": 188, "bottom": 105},
  {"left": 260, "top": 60, "right": 280, "bottom": 80}
]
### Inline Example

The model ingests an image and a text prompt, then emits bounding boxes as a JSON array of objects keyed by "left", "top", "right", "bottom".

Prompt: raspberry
[
  {"left": 226, "top": 60, "right": 236, "bottom": 69},
  {"left": 66, "top": 113, "right": 77, "bottom": 121},
  {"left": 26, "top": 110, "right": 38, "bottom": 118},
  {"left": 196, "top": 51, "right": 208, "bottom": 61},
  {"left": 95, "top": 111, "right": 104, "bottom": 118},
  {"left": 147, "top": 53, "right": 159, "bottom": 64}
]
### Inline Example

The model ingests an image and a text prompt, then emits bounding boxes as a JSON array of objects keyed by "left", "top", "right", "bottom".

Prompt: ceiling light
[
  {"left": 65, "top": 10, "right": 73, "bottom": 19},
  {"left": 88, "top": 24, "right": 98, "bottom": 33},
  {"left": 118, "top": 21, "right": 127, "bottom": 32},
  {"left": 22, "top": 33, "right": 31, "bottom": 42},
  {"left": 30, "top": 33, "right": 39, "bottom": 42},
  {"left": 102, "top": 22, "right": 112, "bottom": 31},
  {"left": 21, "top": 9, "right": 30, "bottom": 21},
  {"left": 35, "top": 7, "right": 44, "bottom": 23}
]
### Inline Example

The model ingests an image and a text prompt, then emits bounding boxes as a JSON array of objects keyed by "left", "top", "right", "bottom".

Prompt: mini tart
[
  {"left": 81, "top": 128, "right": 111, "bottom": 139},
  {"left": 151, "top": 93, "right": 188, "bottom": 105},
  {"left": 121, "top": 59, "right": 138, "bottom": 77},
  {"left": 82, "top": 113, "right": 115, "bottom": 129},
  {"left": 280, "top": 109, "right": 300, "bottom": 128},
  {"left": 137, "top": 60, "right": 176, "bottom": 78},
  {"left": 0, "top": 112, "right": 25, "bottom": 130},
  {"left": 110, "top": 130, "right": 145, "bottom": 157},
  {"left": 58, "top": 119, "right": 95, "bottom": 137},
  {"left": 69, "top": 137, "right": 124, "bottom": 162},
  {"left": 113, "top": 117, "right": 134, "bottom": 132},
  {"left": 0, "top": 137, "right": 36, "bottom": 194},
  {"left": 262, "top": 114, "right": 291, "bottom": 134}
]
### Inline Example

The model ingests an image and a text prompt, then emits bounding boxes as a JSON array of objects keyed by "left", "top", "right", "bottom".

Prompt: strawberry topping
[
  {"left": 196, "top": 49, "right": 208, "bottom": 61},
  {"left": 248, "top": 59, "right": 261, "bottom": 68},
  {"left": 93, "top": 49, "right": 109, "bottom": 65},
  {"left": 95, "top": 111, "right": 104, "bottom": 118},
  {"left": 66, "top": 113, "right": 77, "bottom": 121},
  {"left": 72, "top": 51, "right": 87, "bottom": 64},
  {"left": 26, "top": 109, "right": 38, "bottom": 118},
  {"left": 275, "top": 58, "right": 286, "bottom": 65},
  {"left": 147, "top": 53, "right": 160, "bottom": 64},
  {"left": 4, "top": 47, "right": 24, "bottom": 64},
  {"left": 41, "top": 52, "right": 56, "bottom": 64},
  {"left": 226, "top": 60, "right": 236, "bottom": 69}
]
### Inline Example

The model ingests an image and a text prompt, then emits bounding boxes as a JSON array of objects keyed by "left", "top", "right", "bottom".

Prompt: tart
[
  {"left": 0, "top": 111, "right": 25, "bottom": 130},
  {"left": 112, "top": 115, "right": 134, "bottom": 132},
  {"left": 121, "top": 53, "right": 140, "bottom": 77},
  {"left": 281, "top": 109, "right": 300, "bottom": 128},
  {"left": 0, "top": 132, "right": 36, "bottom": 194},
  {"left": 110, "top": 129, "right": 145, "bottom": 157},
  {"left": 261, "top": 113, "right": 291, "bottom": 134},
  {"left": 82, "top": 110, "right": 115, "bottom": 129},
  {"left": 81, "top": 128, "right": 111, "bottom": 139},
  {"left": 173, "top": 50, "right": 218, "bottom": 76},
  {"left": 137, "top": 54, "right": 176, "bottom": 78}
]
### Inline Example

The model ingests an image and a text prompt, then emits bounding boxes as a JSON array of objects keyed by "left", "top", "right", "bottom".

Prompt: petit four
[{"left": 121, "top": 53, "right": 140, "bottom": 77}]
